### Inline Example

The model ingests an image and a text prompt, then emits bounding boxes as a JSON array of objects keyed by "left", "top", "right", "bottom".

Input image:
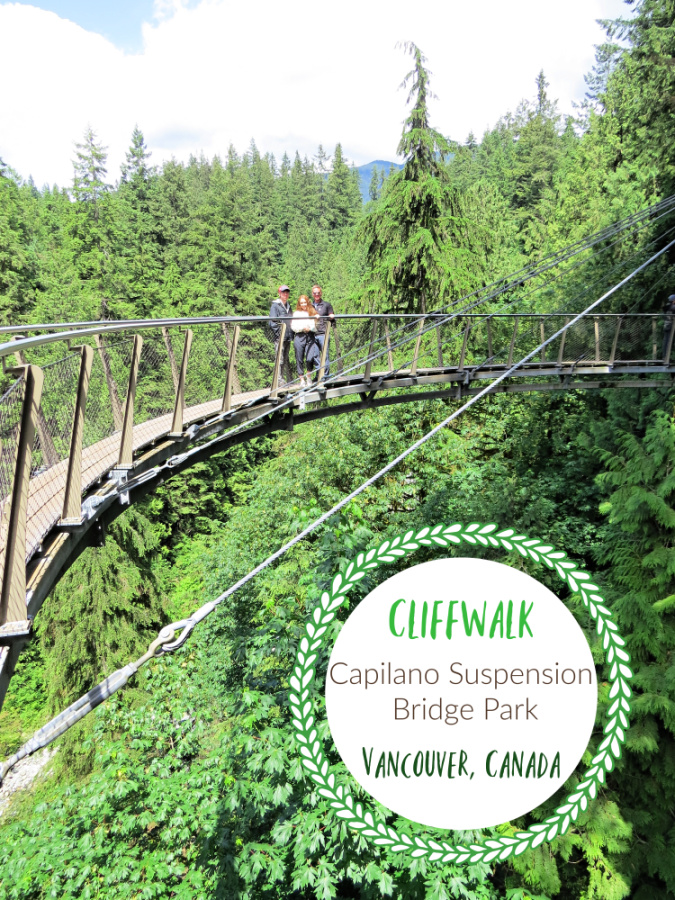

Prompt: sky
[{"left": 0, "top": 0, "right": 630, "bottom": 189}]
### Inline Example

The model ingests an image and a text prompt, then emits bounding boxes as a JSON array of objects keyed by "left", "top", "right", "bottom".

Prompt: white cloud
[{"left": 0, "top": 0, "right": 628, "bottom": 188}]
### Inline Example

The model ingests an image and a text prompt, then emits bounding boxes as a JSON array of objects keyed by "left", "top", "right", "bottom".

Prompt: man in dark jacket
[
  {"left": 311, "top": 284, "right": 335, "bottom": 378},
  {"left": 270, "top": 285, "right": 293, "bottom": 384}
]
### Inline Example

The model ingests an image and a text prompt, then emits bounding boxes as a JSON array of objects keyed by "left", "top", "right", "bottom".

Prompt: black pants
[{"left": 294, "top": 334, "right": 320, "bottom": 375}]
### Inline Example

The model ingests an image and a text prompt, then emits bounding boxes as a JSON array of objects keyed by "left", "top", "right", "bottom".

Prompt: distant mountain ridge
[{"left": 355, "top": 159, "right": 403, "bottom": 202}]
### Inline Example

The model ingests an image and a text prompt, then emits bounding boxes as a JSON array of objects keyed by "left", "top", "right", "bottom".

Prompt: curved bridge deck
[{"left": 0, "top": 311, "right": 673, "bottom": 706}]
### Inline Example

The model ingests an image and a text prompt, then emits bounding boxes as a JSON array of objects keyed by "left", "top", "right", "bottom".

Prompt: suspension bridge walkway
[
  {"left": 0, "top": 308, "right": 672, "bottom": 700},
  {"left": 1, "top": 196, "right": 675, "bottom": 772}
]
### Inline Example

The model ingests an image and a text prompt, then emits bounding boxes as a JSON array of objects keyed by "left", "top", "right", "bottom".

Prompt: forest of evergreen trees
[{"left": 1, "top": 2, "right": 675, "bottom": 898}]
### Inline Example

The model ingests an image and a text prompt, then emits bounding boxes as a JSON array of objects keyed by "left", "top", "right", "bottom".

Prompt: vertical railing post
[
  {"left": 95, "top": 334, "right": 124, "bottom": 431},
  {"left": 653, "top": 317, "right": 658, "bottom": 360},
  {"left": 61, "top": 345, "right": 94, "bottom": 523},
  {"left": 169, "top": 330, "right": 193, "bottom": 436},
  {"left": 117, "top": 335, "right": 143, "bottom": 469},
  {"left": 610, "top": 317, "right": 622, "bottom": 366},
  {"left": 364, "top": 319, "right": 378, "bottom": 381},
  {"left": 507, "top": 316, "right": 519, "bottom": 367},
  {"left": 221, "top": 324, "right": 242, "bottom": 396},
  {"left": 410, "top": 318, "right": 425, "bottom": 377},
  {"left": 384, "top": 321, "right": 394, "bottom": 373},
  {"left": 0, "top": 365, "right": 44, "bottom": 629},
  {"left": 487, "top": 318, "right": 493, "bottom": 361},
  {"left": 436, "top": 316, "right": 443, "bottom": 367},
  {"left": 558, "top": 318, "right": 569, "bottom": 365},
  {"left": 458, "top": 326, "right": 469, "bottom": 371},
  {"left": 540, "top": 318, "right": 546, "bottom": 362},
  {"left": 221, "top": 325, "right": 240, "bottom": 412},
  {"left": 270, "top": 323, "right": 286, "bottom": 399},
  {"left": 594, "top": 317, "right": 601, "bottom": 362},
  {"left": 12, "top": 346, "right": 58, "bottom": 468},
  {"left": 317, "top": 321, "right": 331, "bottom": 383}
]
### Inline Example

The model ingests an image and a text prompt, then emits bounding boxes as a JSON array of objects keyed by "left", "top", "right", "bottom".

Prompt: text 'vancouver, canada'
[{"left": 325, "top": 557, "right": 597, "bottom": 829}]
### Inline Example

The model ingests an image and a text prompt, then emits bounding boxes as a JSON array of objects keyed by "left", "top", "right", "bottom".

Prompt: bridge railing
[{"left": 0, "top": 311, "right": 672, "bottom": 637}]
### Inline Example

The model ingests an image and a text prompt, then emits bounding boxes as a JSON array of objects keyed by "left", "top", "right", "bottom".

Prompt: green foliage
[
  {"left": 0, "top": 162, "right": 36, "bottom": 323},
  {"left": 36, "top": 507, "right": 165, "bottom": 715},
  {"left": 590, "top": 409, "right": 675, "bottom": 897},
  {"left": 4, "top": 6, "right": 675, "bottom": 896},
  {"left": 359, "top": 43, "right": 484, "bottom": 313},
  {"left": 0, "top": 653, "right": 234, "bottom": 899},
  {"left": 603, "top": 0, "right": 675, "bottom": 198},
  {"left": 71, "top": 127, "right": 110, "bottom": 207},
  {"left": 0, "top": 640, "right": 46, "bottom": 758},
  {"left": 324, "top": 144, "right": 362, "bottom": 232},
  {"left": 369, "top": 164, "right": 380, "bottom": 204}
]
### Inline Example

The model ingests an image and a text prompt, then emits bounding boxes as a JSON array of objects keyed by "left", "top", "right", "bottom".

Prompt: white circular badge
[{"left": 325, "top": 557, "right": 597, "bottom": 830}]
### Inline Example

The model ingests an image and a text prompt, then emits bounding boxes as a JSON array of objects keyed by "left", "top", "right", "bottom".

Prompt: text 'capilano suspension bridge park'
[{"left": 1, "top": 196, "right": 675, "bottom": 782}]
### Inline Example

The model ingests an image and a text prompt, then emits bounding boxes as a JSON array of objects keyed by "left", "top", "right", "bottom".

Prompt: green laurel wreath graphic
[{"left": 289, "top": 522, "right": 633, "bottom": 864}]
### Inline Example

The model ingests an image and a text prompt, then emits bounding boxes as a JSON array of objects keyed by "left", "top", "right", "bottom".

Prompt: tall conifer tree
[
  {"left": 358, "top": 42, "right": 479, "bottom": 312},
  {"left": 71, "top": 127, "right": 109, "bottom": 212},
  {"left": 324, "top": 143, "right": 361, "bottom": 231},
  {"left": 69, "top": 127, "right": 115, "bottom": 317},
  {"left": 0, "top": 161, "right": 35, "bottom": 322},
  {"left": 116, "top": 127, "right": 162, "bottom": 316},
  {"left": 368, "top": 164, "right": 380, "bottom": 202}
]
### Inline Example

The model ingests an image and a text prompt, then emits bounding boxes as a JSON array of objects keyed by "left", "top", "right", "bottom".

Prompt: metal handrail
[{"left": 0, "top": 312, "right": 670, "bottom": 359}]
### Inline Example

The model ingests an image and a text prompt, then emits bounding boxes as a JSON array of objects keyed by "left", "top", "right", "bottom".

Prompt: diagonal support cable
[{"left": 3, "top": 235, "right": 673, "bottom": 785}]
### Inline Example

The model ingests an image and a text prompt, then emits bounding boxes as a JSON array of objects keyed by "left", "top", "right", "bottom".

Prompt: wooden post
[
  {"left": 540, "top": 318, "right": 546, "bottom": 362},
  {"left": 317, "top": 321, "right": 331, "bottom": 383},
  {"left": 410, "top": 318, "right": 425, "bottom": 377},
  {"left": 507, "top": 316, "right": 519, "bottom": 367},
  {"left": 594, "top": 317, "right": 601, "bottom": 362},
  {"left": 13, "top": 347, "right": 58, "bottom": 468},
  {"left": 458, "top": 326, "right": 469, "bottom": 371},
  {"left": 61, "top": 346, "right": 93, "bottom": 523},
  {"left": 221, "top": 323, "right": 242, "bottom": 396},
  {"left": 169, "top": 330, "right": 193, "bottom": 436},
  {"left": 162, "top": 326, "right": 180, "bottom": 392},
  {"left": 95, "top": 334, "right": 123, "bottom": 431},
  {"left": 221, "top": 324, "right": 241, "bottom": 412},
  {"left": 364, "top": 319, "right": 378, "bottom": 381},
  {"left": 0, "top": 365, "right": 44, "bottom": 628},
  {"left": 117, "top": 335, "right": 143, "bottom": 469},
  {"left": 610, "top": 317, "right": 622, "bottom": 366},
  {"left": 558, "top": 318, "right": 569, "bottom": 365},
  {"left": 270, "top": 323, "right": 286, "bottom": 399},
  {"left": 384, "top": 321, "right": 394, "bottom": 373}
]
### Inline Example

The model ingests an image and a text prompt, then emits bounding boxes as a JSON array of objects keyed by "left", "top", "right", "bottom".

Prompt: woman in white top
[{"left": 292, "top": 295, "right": 321, "bottom": 386}]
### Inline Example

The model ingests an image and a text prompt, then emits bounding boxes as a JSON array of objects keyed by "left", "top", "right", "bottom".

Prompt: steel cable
[{"left": 3, "top": 233, "right": 673, "bottom": 785}]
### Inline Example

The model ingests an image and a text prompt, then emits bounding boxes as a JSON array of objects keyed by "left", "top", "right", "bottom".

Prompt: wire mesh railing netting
[
  {"left": 0, "top": 310, "right": 670, "bottom": 568},
  {"left": 408, "top": 314, "right": 672, "bottom": 377},
  {"left": 0, "top": 377, "right": 25, "bottom": 564},
  {"left": 30, "top": 353, "right": 81, "bottom": 473},
  {"left": 25, "top": 353, "right": 81, "bottom": 560},
  {"left": 132, "top": 332, "right": 176, "bottom": 439},
  {"left": 0, "top": 378, "right": 25, "bottom": 504}
]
